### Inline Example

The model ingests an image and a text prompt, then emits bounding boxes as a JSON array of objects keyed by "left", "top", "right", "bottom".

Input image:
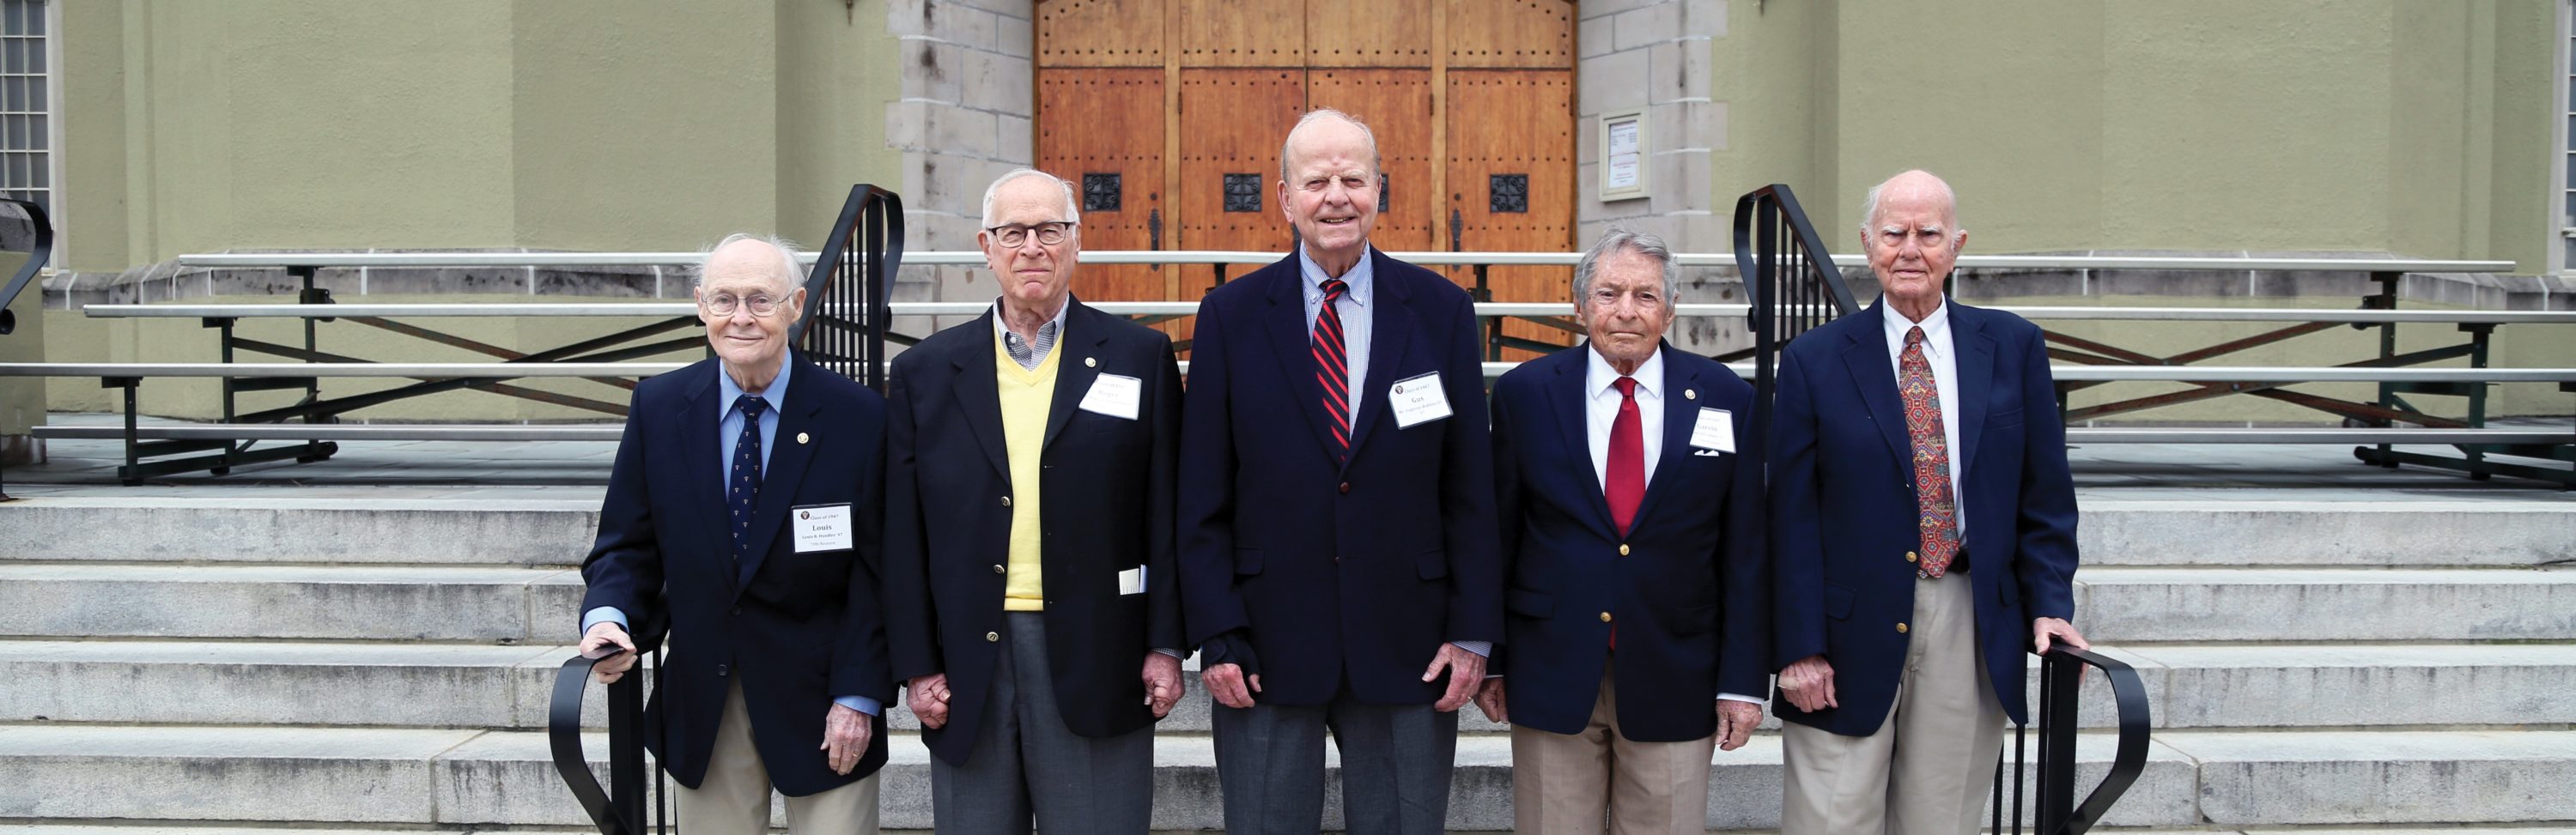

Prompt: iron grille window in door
[{"left": 0, "top": 0, "right": 46, "bottom": 213}]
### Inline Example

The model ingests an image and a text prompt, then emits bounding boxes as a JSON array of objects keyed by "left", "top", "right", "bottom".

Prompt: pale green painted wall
[
  {"left": 1714, "top": 0, "right": 2560, "bottom": 270},
  {"left": 53, "top": 0, "right": 902, "bottom": 271}
]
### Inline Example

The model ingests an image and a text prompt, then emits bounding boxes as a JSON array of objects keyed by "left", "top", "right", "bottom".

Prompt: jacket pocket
[
  {"left": 1825, "top": 584, "right": 1855, "bottom": 620},
  {"left": 1415, "top": 548, "right": 1449, "bottom": 580},
  {"left": 1506, "top": 587, "right": 1554, "bottom": 618},
  {"left": 1670, "top": 602, "right": 1719, "bottom": 635},
  {"left": 1991, "top": 407, "right": 2025, "bottom": 428},
  {"left": 1234, "top": 548, "right": 1263, "bottom": 576}
]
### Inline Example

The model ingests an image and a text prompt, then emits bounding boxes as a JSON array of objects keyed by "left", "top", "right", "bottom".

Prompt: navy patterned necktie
[{"left": 729, "top": 394, "right": 768, "bottom": 563}]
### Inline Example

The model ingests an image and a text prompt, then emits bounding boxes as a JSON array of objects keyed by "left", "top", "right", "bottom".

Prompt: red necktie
[
  {"left": 1606, "top": 377, "right": 1643, "bottom": 649},
  {"left": 1313, "top": 279, "right": 1352, "bottom": 461},
  {"left": 1899, "top": 326, "right": 1960, "bottom": 578},
  {"left": 1607, "top": 377, "right": 1643, "bottom": 536}
]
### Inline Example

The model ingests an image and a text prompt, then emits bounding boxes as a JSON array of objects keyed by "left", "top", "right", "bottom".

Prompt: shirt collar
[
  {"left": 991, "top": 295, "right": 1072, "bottom": 342},
  {"left": 1585, "top": 342, "right": 1664, "bottom": 400},
  {"left": 1882, "top": 295, "right": 1952, "bottom": 355},
  {"left": 1297, "top": 243, "right": 1374, "bottom": 306},
  {"left": 717, "top": 348, "right": 794, "bottom": 414}
]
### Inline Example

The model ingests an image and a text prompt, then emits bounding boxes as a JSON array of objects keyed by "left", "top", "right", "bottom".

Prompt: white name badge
[
  {"left": 1388, "top": 372, "right": 1454, "bottom": 428},
  {"left": 1078, "top": 372, "right": 1143, "bottom": 421},
  {"left": 792, "top": 504, "right": 855, "bottom": 553},
  {"left": 1690, "top": 408, "right": 1737, "bottom": 453},
  {"left": 1117, "top": 566, "right": 1146, "bottom": 596}
]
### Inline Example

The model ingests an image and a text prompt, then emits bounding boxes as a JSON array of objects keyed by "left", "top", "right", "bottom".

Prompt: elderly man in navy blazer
[
  {"left": 1770, "top": 170, "right": 2087, "bottom": 835},
  {"left": 1476, "top": 229, "right": 1768, "bottom": 835},
  {"left": 578, "top": 233, "right": 891, "bottom": 834},
  {"left": 1177, "top": 107, "right": 1501, "bottom": 835}
]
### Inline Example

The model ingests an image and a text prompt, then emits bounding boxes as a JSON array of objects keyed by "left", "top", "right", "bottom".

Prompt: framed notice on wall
[{"left": 1600, "top": 108, "right": 1648, "bottom": 202}]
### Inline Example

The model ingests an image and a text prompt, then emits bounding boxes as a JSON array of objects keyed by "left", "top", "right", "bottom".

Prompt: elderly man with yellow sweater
[{"left": 884, "top": 168, "right": 1188, "bottom": 833}]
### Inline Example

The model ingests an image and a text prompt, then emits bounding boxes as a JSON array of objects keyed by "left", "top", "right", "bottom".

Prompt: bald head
[
  {"left": 1279, "top": 109, "right": 1381, "bottom": 183},
  {"left": 1859, "top": 170, "right": 1959, "bottom": 239},
  {"left": 1859, "top": 170, "right": 1965, "bottom": 321}
]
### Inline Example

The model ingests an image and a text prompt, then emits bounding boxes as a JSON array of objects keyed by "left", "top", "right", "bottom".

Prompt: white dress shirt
[{"left": 1881, "top": 299, "right": 1967, "bottom": 538}]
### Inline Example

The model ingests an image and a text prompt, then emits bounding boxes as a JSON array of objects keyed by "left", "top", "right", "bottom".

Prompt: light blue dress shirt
[{"left": 583, "top": 353, "right": 879, "bottom": 716}]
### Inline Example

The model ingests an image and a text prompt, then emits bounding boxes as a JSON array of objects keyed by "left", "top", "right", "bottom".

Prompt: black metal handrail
[
  {"left": 797, "top": 185, "right": 905, "bottom": 392},
  {"left": 1994, "top": 645, "right": 2154, "bottom": 835},
  {"left": 550, "top": 649, "right": 664, "bottom": 835},
  {"left": 1731, "top": 183, "right": 1857, "bottom": 468},
  {"left": 0, "top": 197, "right": 52, "bottom": 337}
]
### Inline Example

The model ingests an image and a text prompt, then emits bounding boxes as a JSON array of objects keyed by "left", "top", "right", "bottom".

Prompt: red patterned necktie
[
  {"left": 1899, "top": 326, "right": 1960, "bottom": 578},
  {"left": 1313, "top": 279, "right": 1352, "bottom": 460}
]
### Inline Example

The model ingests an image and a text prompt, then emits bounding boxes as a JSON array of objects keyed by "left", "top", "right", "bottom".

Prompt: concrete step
[
  {"left": 0, "top": 725, "right": 2204, "bottom": 832},
  {"left": 7, "top": 495, "right": 2562, "bottom": 569},
  {"left": 0, "top": 497, "right": 596, "bottom": 566},
  {"left": 2075, "top": 566, "right": 2576, "bottom": 642},
  {"left": 0, "top": 563, "right": 583, "bottom": 641},
  {"left": 2159, "top": 729, "right": 2576, "bottom": 826},
  {"left": 2077, "top": 499, "right": 2575, "bottom": 567},
  {"left": 2099, "top": 643, "right": 2576, "bottom": 729}
]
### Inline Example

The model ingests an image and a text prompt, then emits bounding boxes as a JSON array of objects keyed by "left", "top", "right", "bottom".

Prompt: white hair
[
  {"left": 1858, "top": 172, "right": 1965, "bottom": 244},
  {"left": 1279, "top": 108, "right": 1382, "bottom": 183},
  {"left": 1571, "top": 227, "right": 1679, "bottom": 306},
  {"left": 696, "top": 232, "right": 805, "bottom": 292},
  {"left": 981, "top": 168, "right": 1081, "bottom": 229}
]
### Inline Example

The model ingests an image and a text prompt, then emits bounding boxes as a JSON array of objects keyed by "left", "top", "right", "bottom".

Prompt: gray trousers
[
  {"left": 931, "top": 611, "right": 1154, "bottom": 834},
  {"left": 1212, "top": 685, "right": 1461, "bottom": 835}
]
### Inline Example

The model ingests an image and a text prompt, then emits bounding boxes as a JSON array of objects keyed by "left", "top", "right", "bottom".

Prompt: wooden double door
[{"left": 1036, "top": 0, "right": 1576, "bottom": 354}]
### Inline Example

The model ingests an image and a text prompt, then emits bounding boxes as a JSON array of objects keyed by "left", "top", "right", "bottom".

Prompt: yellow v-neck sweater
[{"left": 995, "top": 329, "right": 1062, "bottom": 611}]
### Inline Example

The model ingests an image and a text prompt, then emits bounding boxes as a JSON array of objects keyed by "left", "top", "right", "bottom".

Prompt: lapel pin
[
  {"left": 796, "top": 432, "right": 811, "bottom": 445},
  {"left": 1084, "top": 357, "right": 1097, "bottom": 368},
  {"left": 1685, "top": 389, "right": 1697, "bottom": 401}
]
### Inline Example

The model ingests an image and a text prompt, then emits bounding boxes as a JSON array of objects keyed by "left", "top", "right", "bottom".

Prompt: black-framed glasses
[
  {"left": 986, "top": 221, "right": 1076, "bottom": 248},
  {"left": 700, "top": 291, "right": 785, "bottom": 318}
]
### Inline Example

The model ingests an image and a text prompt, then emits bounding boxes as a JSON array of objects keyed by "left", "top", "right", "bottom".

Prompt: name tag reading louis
[
  {"left": 1389, "top": 372, "right": 1454, "bottom": 428},
  {"left": 792, "top": 504, "right": 855, "bottom": 553},
  {"left": 1689, "top": 408, "right": 1736, "bottom": 453},
  {"left": 1078, "top": 372, "right": 1142, "bottom": 421}
]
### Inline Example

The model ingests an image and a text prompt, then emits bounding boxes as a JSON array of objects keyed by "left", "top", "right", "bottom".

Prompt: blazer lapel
[
  {"left": 1547, "top": 348, "right": 1616, "bottom": 538},
  {"left": 1628, "top": 343, "right": 1702, "bottom": 532},
  {"left": 1042, "top": 299, "right": 1108, "bottom": 451},
  {"left": 736, "top": 358, "right": 823, "bottom": 592},
  {"left": 678, "top": 363, "right": 730, "bottom": 590},
  {"left": 952, "top": 311, "right": 1012, "bottom": 480},
  {"left": 1952, "top": 305, "right": 1996, "bottom": 485},
  {"left": 1344, "top": 249, "right": 1414, "bottom": 462},
  {"left": 1260, "top": 257, "right": 1347, "bottom": 465},
  {"left": 1842, "top": 300, "right": 1912, "bottom": 463}
]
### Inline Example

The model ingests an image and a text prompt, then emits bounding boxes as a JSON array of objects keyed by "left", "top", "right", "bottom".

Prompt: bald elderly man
[
  {"left": 1177, "top": 108, "right": 1501, "bottom": 835},
  {"left": 580, "top": 233, "right": 892, "bottom": 834},
  {"left": 1769, "top": 170, "right": 2087, "bottom": 834}
]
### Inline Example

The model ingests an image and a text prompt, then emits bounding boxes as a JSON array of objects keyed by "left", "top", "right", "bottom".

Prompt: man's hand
[
  {"left": 906, "top": 673, "right": 952, "bottom": 729},
  {"left": 1473, "top": 678, "right": 1509, "bottom": 724},
  {"left": 2032, "top": 617, "right": 2089, "bottom": 656},
  {"left": 820, "top": 703, "right": 872, "bottom": 775},
  {"left": 1715, "top": 699, "right": 1762, "bottom": 751},
  {"left": 1201, "top": 632, "right": 1263, "bottom": 710},
  {"left": 580, "top": 622, "right": 639, "bottom": 684},
  {"left": 1142, "top": 653, "right": 1186, "bottom": 717},
  {"left": 1776, "top": 654, "right": 1838, "bottom": 713},
  {"left": 1423, "top": 644, "right": 1488, "bottom": 712}
]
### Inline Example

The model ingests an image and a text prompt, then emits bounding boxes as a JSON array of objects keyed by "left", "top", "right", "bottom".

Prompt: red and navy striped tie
[{"left": 1313, "top": 278, "right": 1351, "bottom": 461}]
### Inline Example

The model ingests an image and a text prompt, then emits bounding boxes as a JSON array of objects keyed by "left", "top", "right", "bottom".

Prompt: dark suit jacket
[
  {"left": 883, "top": 298, "right": 1186, "bottom": 766},
  {"left": 1177, "top": 247, "right": 1503, "bottom": 706},
  {"left": 579, "top": 353, "right": 892, "bottom": 796},
  {"left": 1490, "top": 342, "right": 1769, "bottom": 741},
  {"left": 1770, "top": 298, "right": 2079, "bottom": 735}
]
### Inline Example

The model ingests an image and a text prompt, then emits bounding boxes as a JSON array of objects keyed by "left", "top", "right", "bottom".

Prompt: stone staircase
[{"left": 0, "top": 495, "right": 2569, "bottom": 833}]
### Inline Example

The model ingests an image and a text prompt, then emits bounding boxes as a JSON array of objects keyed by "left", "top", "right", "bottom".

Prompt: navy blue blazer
[
  {"left": 1176, "top": 248, "right": 1504, "bottom": 706},
  {"left": 580, "top": 354, "right": 893, "bottom": 795},
  {"left": 1770, "top": 299, "right": 2079, "bottom": 735},
  {"left": 883, "top": 299, "right": 1187, "bottom": 766},
  {"left": 1490, "top": 342, "right": 1770, "bottom": 741}
]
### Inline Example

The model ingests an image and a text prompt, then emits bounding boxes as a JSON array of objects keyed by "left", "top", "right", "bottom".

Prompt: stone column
[
  {"left": 1577, "top": 0, "right": 1738, "bottom": 353},
  {"left": 885, "top": 0, "right": 1037, "bottom": 332}
]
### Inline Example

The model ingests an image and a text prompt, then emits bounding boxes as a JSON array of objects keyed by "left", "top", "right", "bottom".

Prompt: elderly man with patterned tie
[
  {"left": 578, "top": 233, "right": 893, "bottom": 834},
  {"left": 1768, "top": 169, "right": 2088, "bottom": 835}
]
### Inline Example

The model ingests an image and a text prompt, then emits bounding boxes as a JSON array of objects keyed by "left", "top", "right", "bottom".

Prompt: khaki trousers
[
  {"left": 1779, "top": 574, "right": 2006, "bottom": 835},
  {"left": 675, "top": 679, "right": 882, "bottom": 835},
  {"left": 1510, "top": 659, "right": 1716, "bottom": 835}
]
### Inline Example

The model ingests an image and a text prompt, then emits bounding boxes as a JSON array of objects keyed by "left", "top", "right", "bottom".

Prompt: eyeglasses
[
  {"left": 700, "top": 291, "right": 785, "bottom": 318},
  {"left": 986, "top": 221, "right": 1076, "bottom": 248}
]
